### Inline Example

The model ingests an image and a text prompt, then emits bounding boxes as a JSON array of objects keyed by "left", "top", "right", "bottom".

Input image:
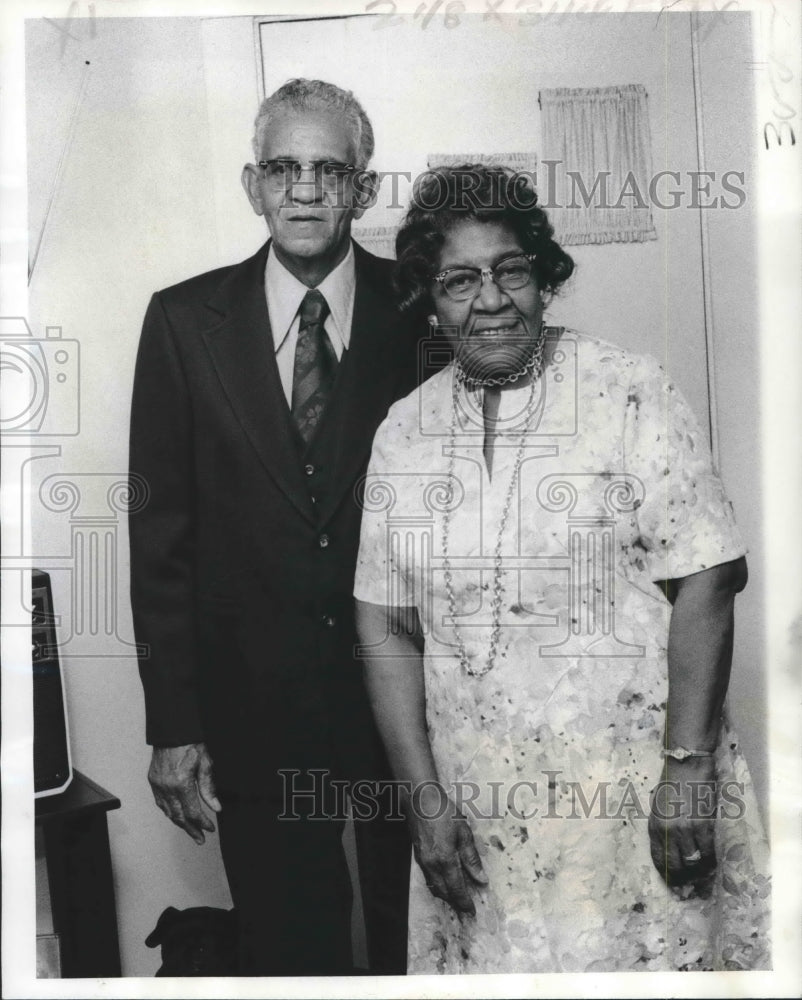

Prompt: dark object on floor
[{"left": 145, "top": 906, "right": 238, "bottom": 976}]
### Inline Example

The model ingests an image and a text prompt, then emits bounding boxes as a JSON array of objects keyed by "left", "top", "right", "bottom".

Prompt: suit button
[
  {"left": 319, "top": 533, "right": 330, "bottom": 548},
  {"left": 304, "top": 464, "right": 315, "bottom": 476},
  {"left": 322, "top": 615, "right": 336, "bottom": 627}
]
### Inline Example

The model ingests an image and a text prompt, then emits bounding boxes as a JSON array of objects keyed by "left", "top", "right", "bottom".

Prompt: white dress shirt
[{"left": 265, "top": 243, "right": 356, "bottom": 406}]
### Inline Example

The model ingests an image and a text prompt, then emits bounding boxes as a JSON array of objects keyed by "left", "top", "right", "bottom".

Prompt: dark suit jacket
[{"left": 129, "top": 240, "right": 418, "bottom": 794}]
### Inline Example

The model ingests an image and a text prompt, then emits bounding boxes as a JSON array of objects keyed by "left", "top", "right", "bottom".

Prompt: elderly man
[{"left": 129, "top": 79, "right": 414, "bottom": 976}]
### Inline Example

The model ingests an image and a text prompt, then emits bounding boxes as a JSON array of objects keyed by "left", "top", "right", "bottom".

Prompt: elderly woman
[{"left": 354, "top": 165, "right": 770, "bottom": 973}]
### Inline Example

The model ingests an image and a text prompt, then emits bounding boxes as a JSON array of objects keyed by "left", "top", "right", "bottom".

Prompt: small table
[{"left": 35, "top": 770, "right": 121, "bottom": 978}]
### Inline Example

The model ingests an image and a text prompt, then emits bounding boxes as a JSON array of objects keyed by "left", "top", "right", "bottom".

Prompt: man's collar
[{"left": 265, "top": 243, "right": 356, "bottom": 352}]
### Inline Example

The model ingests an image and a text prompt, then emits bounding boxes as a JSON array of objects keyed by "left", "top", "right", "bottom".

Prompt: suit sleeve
[{"left": 129, "top": 292, "right": 203, "bottom": 746}]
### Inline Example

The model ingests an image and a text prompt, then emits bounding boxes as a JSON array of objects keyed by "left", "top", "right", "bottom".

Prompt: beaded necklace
[{"left": 442, "top": 332, "right": 546, "bottom": 677}]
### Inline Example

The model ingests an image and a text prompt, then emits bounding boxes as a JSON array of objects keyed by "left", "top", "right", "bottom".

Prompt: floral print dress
[{"left": 354, "top": 330, "right": 771, "bottom": 973}]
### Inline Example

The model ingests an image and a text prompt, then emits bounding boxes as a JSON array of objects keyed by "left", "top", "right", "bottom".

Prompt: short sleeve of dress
[
  {"left": 623, "top": 354, "right": 747, "bottom": 582},
  {"left": 354, "top": 411, "right": 416, "bottom": 608}
]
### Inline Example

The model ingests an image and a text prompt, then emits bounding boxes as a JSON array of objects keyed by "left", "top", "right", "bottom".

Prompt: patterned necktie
[{"left": 290, "top": 289, "right": 336, "bottom": 446}]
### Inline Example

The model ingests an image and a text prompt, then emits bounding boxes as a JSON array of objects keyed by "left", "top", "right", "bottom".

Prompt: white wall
[
  {"left": 27, "top": 17, "right": 231, "bottom": 977},
  {"left": 26, "top": 10, "right": 766, "bottom": 978},
  {"left": 240, "top": 13, "right": 713, "bottom": 421},
  {"left": 694, "top": 12, "right": 767, "bottom": 822}
]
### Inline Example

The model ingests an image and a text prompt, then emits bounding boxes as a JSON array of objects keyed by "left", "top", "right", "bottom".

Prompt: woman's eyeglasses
[
  {"left": 433, "top": 254, "right": 538, "bottom": 302},
  {"left": 258, "top": 159, "right": 357, "bottom": 190}
]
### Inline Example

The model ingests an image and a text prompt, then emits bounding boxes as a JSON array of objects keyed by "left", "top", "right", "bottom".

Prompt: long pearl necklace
[{"left": 441, "top": 334, "right": 545, "bottom": 678}]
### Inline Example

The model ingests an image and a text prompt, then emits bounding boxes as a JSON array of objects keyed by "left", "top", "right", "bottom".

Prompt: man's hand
[
  {"left": 148, "top": 743, "right": 222, "bottom": 845},
  {"left": 648, "top": 756, "right": 717, "bottom": 888},
  {"left": 408, "top": 784, "right": 488, "bottom": 916}
]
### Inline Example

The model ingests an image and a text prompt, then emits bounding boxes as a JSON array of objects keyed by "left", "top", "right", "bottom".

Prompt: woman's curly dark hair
[{"left": 395, "top": 164, "right": 574, "bottom": 319}]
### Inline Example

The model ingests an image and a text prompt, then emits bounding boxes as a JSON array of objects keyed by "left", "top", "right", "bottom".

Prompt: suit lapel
[
  {"left": 315, "top": 245, "right": 403, "bottom": 527},
  {"left": 200, "top": 242, "right": 316, "bottom": 525}
]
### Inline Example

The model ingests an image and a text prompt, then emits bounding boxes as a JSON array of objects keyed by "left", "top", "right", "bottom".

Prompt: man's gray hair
[{"left": 252, "top": 79, "right": 375, "bottom": 169}]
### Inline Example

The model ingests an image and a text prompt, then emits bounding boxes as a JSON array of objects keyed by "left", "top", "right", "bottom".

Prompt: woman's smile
[{"left": 469, "top": 319, "right": 523, "bottom": 336}]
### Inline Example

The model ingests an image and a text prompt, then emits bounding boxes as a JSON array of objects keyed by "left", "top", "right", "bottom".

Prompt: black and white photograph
[{"left": 1, "top": 0, "right": 800, "bottom": 995}]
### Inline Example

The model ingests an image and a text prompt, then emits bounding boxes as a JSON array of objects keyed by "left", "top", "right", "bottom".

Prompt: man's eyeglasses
[
  {"left": 258, "top": 159, "right": 357, "bottom": 190},
  {"left": 433, "top": 254, "right": 538, "bottom": 302}
]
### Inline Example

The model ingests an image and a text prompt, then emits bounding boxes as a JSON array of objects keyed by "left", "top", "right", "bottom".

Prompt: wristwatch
[{"left": 661, "top": 746, "right": 714, "bottom": 761}]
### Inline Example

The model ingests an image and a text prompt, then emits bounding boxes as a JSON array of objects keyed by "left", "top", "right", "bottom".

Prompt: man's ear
[
  {"left": 351, "top": 169, "right": 379, "bottom": 220},
  {"left": 241, "top": 164, "right": 264, "bottom": 217}
]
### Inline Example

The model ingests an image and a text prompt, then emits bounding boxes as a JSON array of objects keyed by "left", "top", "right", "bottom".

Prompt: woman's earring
[{"left": 427, "top": 314, "right": 438, "bottom": 332}]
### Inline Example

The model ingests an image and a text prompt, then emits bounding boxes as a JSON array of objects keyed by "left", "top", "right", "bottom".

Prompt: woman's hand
[
  {"left": 357, "top": 602, "right": 488, "bottom": 913},
  {"left": 650, "top": 560, "right": 747, "bottom": 888},
  {"left": 648, "top": 756, "right": 717, "bottom": 888},
  {"left": 408, "top": 784, "right": 488, "bottom": 915}
]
